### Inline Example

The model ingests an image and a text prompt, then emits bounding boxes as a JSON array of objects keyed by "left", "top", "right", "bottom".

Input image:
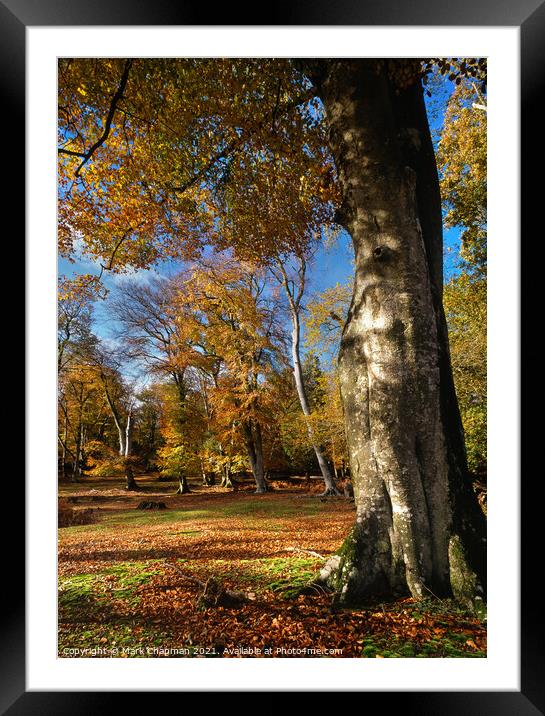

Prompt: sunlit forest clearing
[
  {"left": 58, "top": 57, "right": 487, "bottom": 658},
  {"left": 59, "top": 476, "right": 486, "bottom": 657}
]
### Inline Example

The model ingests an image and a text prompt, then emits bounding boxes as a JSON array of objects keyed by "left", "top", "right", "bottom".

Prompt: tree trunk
[
  {"left": 125, "top": 461, "right": 138, "bottom": 490},
  {"left": 101, "top": 379, "right": 127, "bottom": 456},
  {"left": 124, "top": 405, "right": 132, "bottom": 458},
  {"left": 312, "top": 60, "right": 486, "bottom": 604},
  {"left": 123, "top": 405, "right": 138, "bottom": 490},
  {"left": 202, "top": 461, "right": 216, "bottom": 486},
  {"left": 61, "top": 415, "right": 68, "bottom": 479},
  {"left": 290, "top": 309, "right": 340, "bottom": 496},
  {"left": 221, "top": 465, "right": 235, "bottom": 489},
  {"left": 176, "top": 472, "right": 191, "bottom": 494},
  {"left": 217, "top": 444, "right": 234, "bottom": 488},
  {"left": 72, "top": 422, "right": 82, "bottom": 481},
  {"left": 243, "top": 420, "right": 267, "bottom": 493}
]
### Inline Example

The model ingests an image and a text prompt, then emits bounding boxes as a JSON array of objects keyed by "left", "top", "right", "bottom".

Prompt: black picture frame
[{"left": 8, "top": 0, "right": 539, "bottom": 711}]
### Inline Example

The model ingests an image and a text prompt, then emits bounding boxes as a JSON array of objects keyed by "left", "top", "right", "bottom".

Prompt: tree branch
[
  {"left": 169, "top": 86, "right": 316, "bottom": 197},
  {"left": 58, "top": 59, "right": 133, "bottom": 176}
]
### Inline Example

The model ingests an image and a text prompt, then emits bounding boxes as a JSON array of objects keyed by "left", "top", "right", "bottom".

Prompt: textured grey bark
[{"left": 308, "top": 60, "right": 486, "bottom": 603}]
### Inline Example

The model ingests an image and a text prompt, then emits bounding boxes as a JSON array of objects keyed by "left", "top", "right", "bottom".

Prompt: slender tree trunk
[
  {"left": 125, "top": 463, "right": 137, "bottom": 491},
  {"left": 73, "top": 421, "right": 82, "bottom": 481},
  {"left": 176, "top": 472, "right": 191, "bottom": 494},
  {"left": 124, "top": 405, "right": 138, "bottom": 490},
  {"left": 110, "top": 414, "right": 126, "bottom": 457},
  {"left": 289, "top": 309, "right": 340, "bottom": 495},
  {"left": 243, "top": 420, "right": 267, "bottom": 493},
  {"left": 124, "top": 406, "right": 132, "bottom": 458},
  {"left": 101, "top": 378, "right": 126, "bottom": 456},
  {"left": 311, "top": 60, "right": 486, "bottom": 604},
  {"left": 221, "top": 467, "right": 234, "bottom": 489},
  {"left": 61, "top": 415, "right": 68, "bottom": 479},
  {"left": 201, "top": 459, "right": 215, "bottom": 486},
  {"left": 217, "top": 443, "right": 234, "bottom": 488}
]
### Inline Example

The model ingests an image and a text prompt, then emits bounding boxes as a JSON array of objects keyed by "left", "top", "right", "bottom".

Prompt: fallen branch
[
  {"left": 285, "top": 546, "right": 326, "bottom": 560},
  {"left": 163, "top": 561, "right": 206, "bottom": 587},
  {"left": 163, "top": 561, "right": 249, "bottom": 608}
]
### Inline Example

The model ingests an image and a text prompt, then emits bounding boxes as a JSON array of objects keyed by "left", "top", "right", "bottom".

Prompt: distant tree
[
  {"left": 135, "top": 385, "right": 163, "bottom": 471},
  {"left": 304, "top": 282, "right": 352, "bottom": 365},
  {"left": 437, "top": 78, "right": 487, "bottom": 479},
  {"left": 58, "top": 362, "right": 104, "bottom": 480},
  {"left": 443, "top": 275, "right": 486, "bottom": 477},
  {"left": 58, "top": 277, "right": 104, "bottom": 479},
  {"left": 92, "top": 347, "right": 139, "bottom": 490},
  {"left": 270, "top": 257, "right": 340, "bottom": 494},
  {"left": 178, "top": 259, "right": 286, "bottom": 493}
]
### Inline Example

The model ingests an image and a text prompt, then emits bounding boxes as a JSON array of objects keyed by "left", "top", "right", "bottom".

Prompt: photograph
[{"left": 56, "top": 56, "right": 489, "bottom": 660}]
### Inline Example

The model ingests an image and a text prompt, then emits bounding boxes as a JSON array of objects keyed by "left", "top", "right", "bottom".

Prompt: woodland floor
[{"left": 58, "top": 474, "right": 487, "bottom": 658}]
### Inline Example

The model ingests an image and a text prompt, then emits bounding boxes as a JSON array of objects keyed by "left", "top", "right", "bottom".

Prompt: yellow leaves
[
  {"left": 437, "top": 80, "right": 487, "bottom": 274},
  {"left": 58, "top": 274, "right": 108, "bottom": 302},
  {"left": 304, "top": 282, "right": 352, "bottom": 361},
  {"left": 59, "top": 58, "right": 337, "bottom": 272},
  {"left": 443, "top": 274, "right": 486, "bottom": 472}
]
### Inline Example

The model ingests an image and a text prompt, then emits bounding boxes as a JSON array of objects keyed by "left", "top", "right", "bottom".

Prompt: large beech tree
[
  {"left": 58, "top": 57, "right": 486, "bottom": 603},
  {"left": 304, "top": 59, "right": 486, "bottom": 604}
]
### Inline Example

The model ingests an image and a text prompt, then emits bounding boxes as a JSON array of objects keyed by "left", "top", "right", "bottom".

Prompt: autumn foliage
[{"left": 57, "top": 57, "right": 488, "bottom": 656}]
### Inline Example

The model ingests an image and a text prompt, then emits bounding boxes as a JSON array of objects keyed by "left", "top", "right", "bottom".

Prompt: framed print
[{"left": 8, "top": 0, "right": 540, "bottom": 711}]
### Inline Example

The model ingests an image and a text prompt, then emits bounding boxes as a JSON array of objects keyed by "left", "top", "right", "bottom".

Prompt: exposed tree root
[{"left": 319, "top": 486, "right": 342, "bottom": 497}]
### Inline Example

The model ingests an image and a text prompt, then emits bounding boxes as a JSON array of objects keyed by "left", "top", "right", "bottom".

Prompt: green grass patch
[
  {"left": 175, "top": 555, "right": 320, "bottom": 598},
  {"left": 393, "top": 597, "right": 487, "bottom": 623},
  {"left": 59, "top": 496, "right": 330, "bottom": 537},
  {"left": 165, "top": 529, "right": 202, "bottom": 536},
  {"left": 58, "top": 621, "right": 183, "bottom": 657},
  {"left": 219, "top": 498, "right": 323, "bottom": 519},
  {"left": 60, "top": 508, "right": 213, "bottom": 534},
  {"left": 59, "top": 561, "right": 162, "bottom": 616},
  {"left": 58, "top": 560, "right": 210, "bottom": 657},
  {"left": 99, "top": 508, "right": 212, "bottom": 527},
  {"left": 359, "top": 633, "right": 485, "bottom": 658},
  {"left": 259, "top": 556, "right": 319, "bottom": 598}
]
